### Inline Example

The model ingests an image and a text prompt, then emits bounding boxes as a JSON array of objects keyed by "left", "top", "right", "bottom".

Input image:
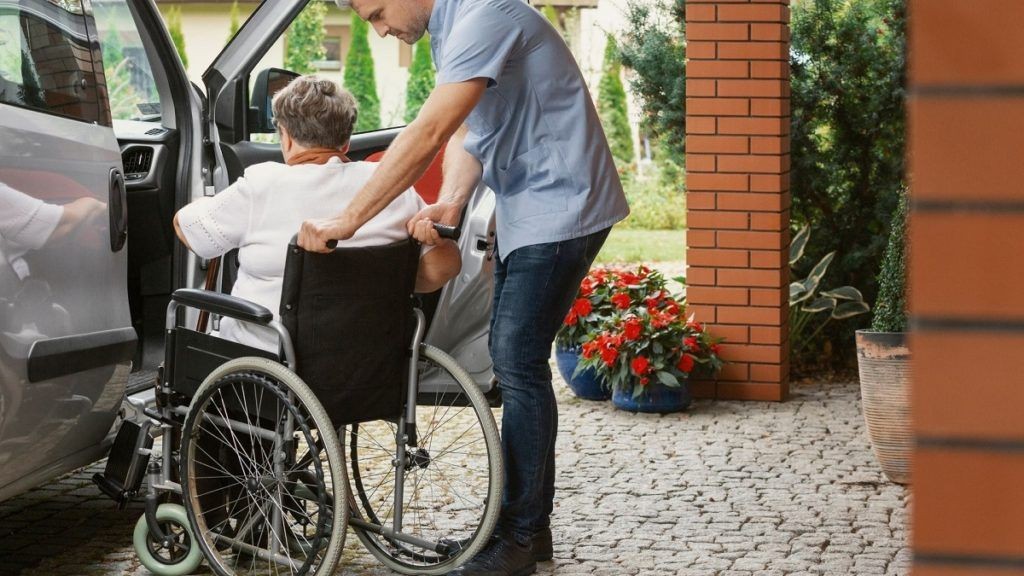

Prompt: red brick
[
  {"left": 687, "top": 23, "right": 750, "bottom": 41},
  {"left": 689, "top": 379, "right": 717, "bottom": 399},
  {"left": 750, "top": 61, "right": 789, "bottom": 79},
  {"left": 750, "top": 250, "right": 786, "bottom": 271},
  {"left": 686, "top": 135, "right": 750, "bottom": 154},
  {"left": 749, "top": 287, "right": 786, "bottom": 306},
  {"left": 750, "top": 136, "right": 789, "bottom": 154},
  {"left": 717, "top": 268, "right": 787, "bottom": 288},
  {"left": 687, "top": 173, "right": 750, "bottom": 192},
  {"left": 751, "top": 23, "right": 788, "bottom": 41},
  {"left": 718, "top": 116, "right": 788, "bottom": 136},
  {"left": 704, "top": 324, "right": 749, "bottom": 344},
  {"left": 718, "top": 79, "right": 788, "bottom": 99},
  {"left": 911, "top": 0, "right": 1024, "bottom": 85},
  {"left": 716, "top": 362, "right": 751, "bottom": 382},
  {"left": 689, "top": 60, "right": 750, "bottom": 79},
  {"left": 916, "top": 567, "right": 1024, "bottom": 576},
  {"left": 717, "top": 192, "right": 791, "bottom": 212},
  {"left": 686, "top": 229, "right": 716, "bottom": 248},
  {"left": 687, "top": 4, "right": 716, "bottom": 22},
  {"left": 687, "top": 286, "right": 750, "bottom": 306},
  {"left": 686, "top": 78, "right": 716, "bottom": 97},
  {"left": 687, "top": 304, "right": 717, "bottom": 323},
  {"left": 687, "top": 210, "right": 750, "bottom": 230},
  {"left": 717, "top": 41, "right": 788, "bottom": 61},
  {"left": 686, "top": 116, "right": 717, "bottom": 134},
  {"left": 716, "top": 382, "right": 787, "bottom": 401},
  {"left": 751, "top": 98, "right": 790, "bottom": 116},
  {"left": 750, "top": 362, "right": 788, "bottom": 383},
  {"left": 750, "top": 211, "right": 788, "bottom": 232},
  {"left": 717, "top": 4, "right": 787, "bottom": 23},
  {"left": 717, "top": 305, "right": 785, "bottom": 326},
  {"left": 687, "top": 41, "right": 717, "bottom": 60},
  {"left": 687, "top": 97, "right": 750, "bottom": 116},
  {"left": 687, "top": 192, "right": 716, "bottom": 210},
  {"left": 688, "top": 248, "right": 749, "bottom": 268},
  {"left": 750, "top": 173, "right": 790, "bottom": 192},
  {"left": 685, "top": 267, "right": 716, "bottom": 286},
  {"left": 717, "top": 154, "right": 787, "bottom": 174},
  {"left": 914, "top": 449, "right": 1024, "bottom": 557},
  {"left": 717, "top": 230, "right": 787, "bottom": 250},
  {"left": 750, "top": 325, "right": 784, "bottom": 344},
  {"left": 686, "top": 154, "right": 716, "bottom": 172}
]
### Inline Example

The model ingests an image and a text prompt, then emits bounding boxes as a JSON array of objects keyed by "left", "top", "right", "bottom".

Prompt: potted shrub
[
  {"left": 856, "top": 189, "right": 910, "bottom": 484},
  {"left": 576, "top": 289, "right": 724, "bottom": 413},
  {"left": 555, "top": 265, "right": 666, "bottom": 400}
]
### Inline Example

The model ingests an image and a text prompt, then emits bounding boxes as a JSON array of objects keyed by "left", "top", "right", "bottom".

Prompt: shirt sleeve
[
  {"left": 0, "top": 182, "right": 62, "bottom": 250},
  {"left": 437, "top": 3, "right": 521, "bottom": 87},
  {"left": 175, "top": 178, "right": 253, "bottom": 259}
]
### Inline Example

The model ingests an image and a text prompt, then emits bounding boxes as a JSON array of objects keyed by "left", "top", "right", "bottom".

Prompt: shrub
[
  {"left": 404, "top": 35, "right": 434, "bottom": 123},
  {"left": 619, "top": 173, "right": 685, "bottom": 230},
  {"left": 870, "top": 188, "right": 908, "bottom": 332},
  {"left": 284, "top": 1, "right": 326, "bottom": 74},
  {"left": 344, "top": 17, "right": 380, "bottom": 132},
  {"left": 227, "top": 0, "right": 241, "bottom": 42},
  {"left": 165, "top": 7, "right": 188, "bottom": 70},
  {"left": 598, "top": 36, "right": 634, "bottom": 167}
]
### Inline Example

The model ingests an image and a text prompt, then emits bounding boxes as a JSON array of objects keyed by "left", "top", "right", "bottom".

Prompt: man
[{"left": 299, "top": 0, "right": 629, "bottom": 573}]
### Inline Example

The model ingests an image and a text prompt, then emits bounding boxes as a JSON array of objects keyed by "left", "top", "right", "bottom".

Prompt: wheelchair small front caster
[{"left": 133, "top": 503, "right": 203, "bottom": 576}]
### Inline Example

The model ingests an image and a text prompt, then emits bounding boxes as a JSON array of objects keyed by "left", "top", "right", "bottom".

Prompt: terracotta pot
[{"left": 855, "top": 330, "right": 911, "bottom": 484}]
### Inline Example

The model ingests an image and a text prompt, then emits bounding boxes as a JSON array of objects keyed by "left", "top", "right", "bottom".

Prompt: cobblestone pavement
[{"left": 0, "top": 372, "right": 910, "bottom": 575}]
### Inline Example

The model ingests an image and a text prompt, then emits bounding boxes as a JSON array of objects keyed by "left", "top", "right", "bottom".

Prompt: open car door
[{"left": 202, "top": 0, "right": 496, "bottom": 391}]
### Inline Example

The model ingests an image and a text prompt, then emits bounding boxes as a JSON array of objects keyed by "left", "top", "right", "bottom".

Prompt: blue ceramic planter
[
  {"left": 612, "top": 383, "right": 691, "bottom": 413},
  {"left": 554, "top": 346, "right": 611, "bottom": 401}
]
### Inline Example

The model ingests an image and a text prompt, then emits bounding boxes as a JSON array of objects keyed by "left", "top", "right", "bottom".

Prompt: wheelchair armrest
[{"left": 171, "top": 288, "right": 274, "bottom": 325}]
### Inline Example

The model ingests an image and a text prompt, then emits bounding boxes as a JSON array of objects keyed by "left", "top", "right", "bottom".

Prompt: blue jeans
[{"left": 489, "top": 228, "right": 610, "bottom": 543}]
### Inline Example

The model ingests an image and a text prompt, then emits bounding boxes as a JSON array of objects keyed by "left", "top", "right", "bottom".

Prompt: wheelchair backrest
[{"left": 280, "top": 238, "right": 420, "bottom": 426}]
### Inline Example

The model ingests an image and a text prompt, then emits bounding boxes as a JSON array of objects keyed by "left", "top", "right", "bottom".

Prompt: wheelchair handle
[{"left": 325, "top": 223, "right": 459, "bottom": 250}]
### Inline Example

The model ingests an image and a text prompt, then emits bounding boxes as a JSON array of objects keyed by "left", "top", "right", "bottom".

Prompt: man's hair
[{"left": 272, "top": 75, "right": 358, "bottom": 150}]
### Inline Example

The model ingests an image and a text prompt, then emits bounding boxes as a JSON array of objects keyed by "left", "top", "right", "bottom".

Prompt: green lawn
[{"left": 595, "top": 229, "right": 686, "bottom": 264}]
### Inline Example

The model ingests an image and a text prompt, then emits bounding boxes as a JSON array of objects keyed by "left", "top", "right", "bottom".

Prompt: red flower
[
  {"left": 582, "top": 340, "right": 599, "bottom": 359},
  {"left": 563, "top": 310, "right": 578, "bottom": 326},
  {"left": 684, "top": 336, "right": 700, "bottom": 352},
  {"left": 623, "top": 316, "right": 642, "bottom": 341},
  {"left": 618, "top": 271, "right": 640, "bottom": 287},
  {"left": 687, "top": 321, "right": 703, "bottom": 332},
  {"left": 579, "top": 278, "right": 595, "bottom": 297},
  {"left": 676, "top": 353, "right": 695, "bottom": 373},
  {"left": 711, "top": 343, "right": 721, "bottom": 355},
  {"left": 572, "top": 298, "right": 592, "bottom": 317},
  {"left": 600, "top": 347, "right": 618, "bottom": 366},
  {"left": 631, "top": 355, "right": 651, "bottom": 375},
  {"left": 611, "top": 292, "right": 632, "bottom": 310},
  {"left": 640, "top": 377, "right": 650, "bottom": 387}
]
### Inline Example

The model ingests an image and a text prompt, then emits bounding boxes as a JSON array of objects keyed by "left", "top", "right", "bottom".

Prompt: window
[
  {"left": 91, "top": 0, "right": 162, "bottom": 122},
  {"left": 0, "top": 0, "right": 106, "bottom": 124},
  {"left": 318, "top": 24, "right": 349, "bottom": 69}
]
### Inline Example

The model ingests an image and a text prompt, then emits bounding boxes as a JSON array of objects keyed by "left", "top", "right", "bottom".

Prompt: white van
[{"left": 0, "top": 0, "right": 495, "bottom": 503}]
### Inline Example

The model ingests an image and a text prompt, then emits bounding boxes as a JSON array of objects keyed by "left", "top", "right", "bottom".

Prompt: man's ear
[
  {"left": 280, "top": 127, "right": 293, "bottom": 154},
  {"left": 340, "top": 142, "right": 350, "bottom": 154}
]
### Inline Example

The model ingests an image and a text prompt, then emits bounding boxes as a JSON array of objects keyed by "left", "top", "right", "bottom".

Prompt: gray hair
[{"left": 271, "top": 75, "right": 358, "bottom": 150}]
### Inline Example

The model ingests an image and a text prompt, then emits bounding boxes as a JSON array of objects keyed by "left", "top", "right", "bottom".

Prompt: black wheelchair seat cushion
[{"left": 280, "top": 238, "right": 420, "bottom": 426}]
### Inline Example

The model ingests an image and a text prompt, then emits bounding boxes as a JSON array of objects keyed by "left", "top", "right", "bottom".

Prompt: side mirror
[{"left": 250, "top": 68, "right": 300, "bottom": 133}]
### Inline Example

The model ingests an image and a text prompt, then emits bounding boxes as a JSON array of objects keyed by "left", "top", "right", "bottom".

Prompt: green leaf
[
  {"left": 653, "top": 341, "right": 663, "bottom": 355},
  {"left": 790, "top": 282, "right": 811, "bottom": 304},
  {"left": 806, "top": 251, "right": 835, "bottom": 285},
  {"left": 802, "top": 296, "right": 836, "bottom": 313},
  {"left": 820, "top": 286, "right": 865, "bottom": 302},
  {"left": 832, "top": 301, "right": 871, "bottom": 319},
  {"left": 656, "top": 371, "right": 677, "bottom": 386},
  {"left": 789, "top": 225, "right": 810, "bottom": 266}
]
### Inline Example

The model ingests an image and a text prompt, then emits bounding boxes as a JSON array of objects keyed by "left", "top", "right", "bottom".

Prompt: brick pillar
[
  {"left": 684, "top": 0, "right": 791, "bottom": 401},
  {"left": 910, "top": 1, "right": 1024, "bottom": 573}
]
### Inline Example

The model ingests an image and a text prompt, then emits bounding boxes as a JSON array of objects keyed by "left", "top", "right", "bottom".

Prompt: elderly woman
[{"left": 173, "top": 76, "right": 460, "bottom": 352}]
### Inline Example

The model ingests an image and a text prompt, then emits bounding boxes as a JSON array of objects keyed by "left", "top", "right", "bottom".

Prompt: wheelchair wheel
[
  {"left": 132, "top": 503, "right": 203, "bottom": 576},
  {"left": 180, "top": 357, "right": 348, "bottom": 576},
  {"left": 347, "top": 344, "right": 502, "bottom": 575}
]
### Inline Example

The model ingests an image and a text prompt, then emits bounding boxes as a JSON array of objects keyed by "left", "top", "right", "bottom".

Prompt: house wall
[{"left": 908, "top": 0, "right": 1024, "bottom": 572}]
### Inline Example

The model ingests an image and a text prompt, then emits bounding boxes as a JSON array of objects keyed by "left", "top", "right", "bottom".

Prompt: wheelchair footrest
[{"left": 93, "top": 420, "right": 152, "bottom": 509}]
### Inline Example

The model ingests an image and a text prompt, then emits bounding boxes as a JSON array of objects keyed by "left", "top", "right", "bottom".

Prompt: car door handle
[{"left": 109, "top": 168, "right": 127, "bottom": 252}]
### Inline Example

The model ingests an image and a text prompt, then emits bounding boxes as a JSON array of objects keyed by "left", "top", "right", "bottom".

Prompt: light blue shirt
[{"left": 428, "top": 0, "right": 629, "bottom": 259}]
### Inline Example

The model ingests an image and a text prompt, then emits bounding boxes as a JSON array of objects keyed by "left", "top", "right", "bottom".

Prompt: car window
[
  {"left": 91, "top": 0, "right": 162, "bottom": 122},
  {"left": 0, "top": 0, "right": 107, "bottom": 124}
]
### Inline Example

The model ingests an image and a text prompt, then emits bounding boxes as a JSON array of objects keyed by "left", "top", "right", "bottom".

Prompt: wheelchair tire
[
  {"left": 179, "top": 357, "right": 349, "bottom": 576},
  {"left": 347, "top": 344, "right": 503, "bottom": 575},
  {"left": 132, "top": 503, "right": 203, "bottom": 576}
]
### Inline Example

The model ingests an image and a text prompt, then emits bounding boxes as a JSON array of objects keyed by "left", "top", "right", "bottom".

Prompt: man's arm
[
  {"left": 298, "top": 79, "right": 487, "bottom": 253},
  {"left": 406, "top": 124, "right": 483, "bottom": 245},
  {"left": 414, "top": 242, "right": 462, "bottom": 293}
]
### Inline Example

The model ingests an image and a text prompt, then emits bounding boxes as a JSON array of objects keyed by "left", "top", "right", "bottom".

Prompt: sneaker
[
  {"left": 446, "top": 532, "right": 537, "bottom": 576},
  {"left": 531, "top": 527, "right": 552, "bottom": 561}
]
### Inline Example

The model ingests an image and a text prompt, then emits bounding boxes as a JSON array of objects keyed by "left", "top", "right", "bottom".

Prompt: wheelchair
[{"left": 95, "top": 237, "right": 503, "bottom": 576}]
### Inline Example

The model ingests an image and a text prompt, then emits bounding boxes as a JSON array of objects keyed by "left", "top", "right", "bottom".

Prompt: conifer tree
[
  {"left": 284, "top": 1, "right": 326, "bottom": 74},
  {"left": 227, "top": 0, "right": 241, "bottom": 41},
  {"left": 404, "top": 35, "right": 434, "bottom": 123},
  {"left": 597, "top": 35, "right": 634, "bottom": 165},
  {"left": 344, "top": 17, "right": 380, "bottom": 131},
  {"left": 166, "top": 7, "right": 188, "bottom": 70}
]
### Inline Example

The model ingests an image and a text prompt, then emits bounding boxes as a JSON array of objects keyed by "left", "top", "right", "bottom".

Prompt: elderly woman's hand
[{"left": 298, "top": 215, "right": 357, "bottom": 253}]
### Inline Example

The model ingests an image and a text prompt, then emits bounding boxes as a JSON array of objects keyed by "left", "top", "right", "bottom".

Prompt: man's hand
[
  {"left": 407, "top": 201, "right": 463, "bottom": 246},
  {"left": 298, "top": 213, "right": 358, "bottom": 253}
]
